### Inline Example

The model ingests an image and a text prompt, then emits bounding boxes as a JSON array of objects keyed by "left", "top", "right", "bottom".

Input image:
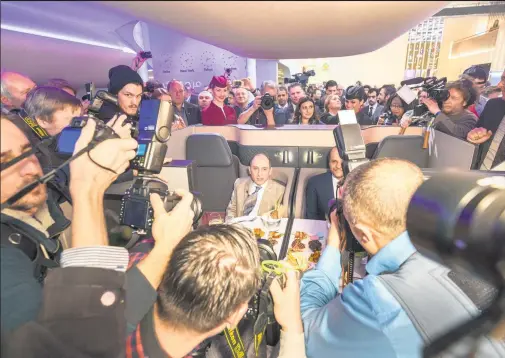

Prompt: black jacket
[
  {"left": 181, "top": 101, "right": 202, "bottom": 126},
  {"left": 2, "top": 267, "right": 126, "bottom": 358},
  {"left": 473, "top": 98, "right": 505, "bottom": 169},
  {"left": 305, "top": 172, "right": 335, "bottom": 221},
  {"left": 1, "top": 195, "right": 70, "bottom": 332}
]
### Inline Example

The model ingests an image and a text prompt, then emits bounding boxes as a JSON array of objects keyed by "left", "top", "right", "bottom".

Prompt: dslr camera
[{"left": 260, "top": 93, "right": 275, "bottom": 111}]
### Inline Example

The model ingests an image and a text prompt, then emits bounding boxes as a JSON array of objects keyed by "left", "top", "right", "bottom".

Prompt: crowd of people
[{"left": 1, "top": 49, "right": 504, "bottom": 358}]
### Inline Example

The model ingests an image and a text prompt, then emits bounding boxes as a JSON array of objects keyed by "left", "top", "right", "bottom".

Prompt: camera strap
[
  {"left": 223, "top": 327, "right": 247, "bottom": 358},
  {"left": 18, "top": 109, "right": 50, "bottom": 140},
  {"left": 253, "top": 272, "right": 277, "bottom": 358}
]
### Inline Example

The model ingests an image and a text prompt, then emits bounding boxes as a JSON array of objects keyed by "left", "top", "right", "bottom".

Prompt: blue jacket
[{"left": 300, "top": 232, "right": 423, "bottom": 357}]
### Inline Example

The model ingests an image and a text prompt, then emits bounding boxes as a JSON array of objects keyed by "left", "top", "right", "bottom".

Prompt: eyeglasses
[{"left": 390, "top": 104, "right": 403, "bottom": 109}]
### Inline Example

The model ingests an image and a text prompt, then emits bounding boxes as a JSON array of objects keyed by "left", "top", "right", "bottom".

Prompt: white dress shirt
[
  {"left": 332, "top": 175, "right": 344, "bottom": 199},
  {"left": 247, "top": 180, "right": 269, "bottom": 217}
]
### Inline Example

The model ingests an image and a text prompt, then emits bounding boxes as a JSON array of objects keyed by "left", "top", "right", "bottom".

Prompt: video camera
[
  {"left": 56, "top": 87, "right": 202, "bottom": 235},
  {"left": 284, "top": 69, "right": 316, "bottom": 88},
  {"left": 400, "top": 76, "right": 449, "bottom": 118},
  {"left": 406, "top": 171, "right": 505, "bottom": 357}
]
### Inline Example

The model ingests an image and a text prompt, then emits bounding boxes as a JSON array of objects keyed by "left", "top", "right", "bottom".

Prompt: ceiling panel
[{"left": 98, "top": 1, "right": 450, "bottom": 59}]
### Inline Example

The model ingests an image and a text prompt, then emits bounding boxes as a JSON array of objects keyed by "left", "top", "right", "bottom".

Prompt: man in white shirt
[
  {"left": 225, "top": 153, "right": 285, "bottom": 221},
  {"left": 305, "top": 147, "right": 344, "bottom": 220}
]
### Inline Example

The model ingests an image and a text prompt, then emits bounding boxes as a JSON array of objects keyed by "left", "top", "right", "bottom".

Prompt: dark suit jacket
[
  {"left": 363, "top": 104, "right": 384, "bottom": 124},
  {"left": 305, "top": 172, "right": 335, "bottom": 221},
  {"left": 182, "top": 101, "right": 202, "bottom": 126}
]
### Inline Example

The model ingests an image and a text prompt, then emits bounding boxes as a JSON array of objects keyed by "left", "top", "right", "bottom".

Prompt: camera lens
[{"left": 261, "top": 94, "right": 274, "bottom": 110}]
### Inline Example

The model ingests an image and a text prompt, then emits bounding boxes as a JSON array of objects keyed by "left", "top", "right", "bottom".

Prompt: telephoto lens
[{"left": 406, "top": 171, "right": 505, "bottom": 284}]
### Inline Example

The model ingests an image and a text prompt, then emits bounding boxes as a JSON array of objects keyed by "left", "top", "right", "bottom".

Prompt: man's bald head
[
  {"left": 249, "top": 153, "right": 272, "bottom": 186},
  {"left": 343, "top": 158, "right": 423, "bottom": 253},
  {"left": 1, "top": 72, "right": 36, "bottom": 110}
]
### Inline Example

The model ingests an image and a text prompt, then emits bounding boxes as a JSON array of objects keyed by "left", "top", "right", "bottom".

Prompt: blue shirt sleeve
[{"left": 300, "top": 246, "right": 402, "bottom": 358}]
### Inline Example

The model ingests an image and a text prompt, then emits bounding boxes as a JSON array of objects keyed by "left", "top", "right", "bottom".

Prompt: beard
[{"left": 7, "top": 176, "right": 47, "bottom": 213}]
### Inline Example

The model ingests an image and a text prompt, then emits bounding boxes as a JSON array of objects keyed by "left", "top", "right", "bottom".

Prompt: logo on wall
[
  {"left": 179, "top": 52, "right": 195, "bottom": 73},
  {"left": 322, "top": 63, "right": 330, "bottom": 71},
  {"left": 201, "top": 51, "right": 216, "bottom": 72}
]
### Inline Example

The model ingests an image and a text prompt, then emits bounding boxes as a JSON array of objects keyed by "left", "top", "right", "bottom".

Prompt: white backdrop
[{"left": 148, "top": 23, "right": 247, "bottom": 91}]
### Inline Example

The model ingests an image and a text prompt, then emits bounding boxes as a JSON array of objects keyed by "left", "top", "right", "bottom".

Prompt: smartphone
[
  {"left": 140, "top": 51, "right": 152, "bottom": 59},
  {"left": 233, "top": 80, "right": 243, "bottom": 87}
]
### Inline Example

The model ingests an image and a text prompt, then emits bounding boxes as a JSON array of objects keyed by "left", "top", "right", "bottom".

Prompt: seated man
[
  {"left": 300, "top": 158, "right": 505, "bottom": 357},
  {"left": 226, "top": 153, "right": 285, "bottom": 221},
  {"left": 305, "top": 147, "right": 344, "bottom": 221}
]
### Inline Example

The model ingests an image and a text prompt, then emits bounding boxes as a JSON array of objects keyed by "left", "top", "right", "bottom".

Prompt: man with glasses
[
  {"left": 362, "top": 88, "right": 383, "bottom": 123},
  {"left": 461, "top": 65, "right": 488, "bottom": 117}
]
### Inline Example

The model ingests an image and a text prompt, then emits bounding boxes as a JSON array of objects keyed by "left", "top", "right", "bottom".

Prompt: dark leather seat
[
  {"left": 372, "top": 135, "right": 429, "bottom": 168},
  {"left": 186, "top": 133, "right": 239, "bottom": 212}
]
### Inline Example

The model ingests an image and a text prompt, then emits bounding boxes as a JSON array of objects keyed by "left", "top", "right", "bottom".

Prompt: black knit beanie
[{"left": 107, "top": 65, "right": 144, "bottom": 95}]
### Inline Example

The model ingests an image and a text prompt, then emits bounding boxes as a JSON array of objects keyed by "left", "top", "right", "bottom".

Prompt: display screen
[
  {"left": 136, "top": 143, "right": 147, "bottom": 156},
  {"left": 122, "top": 199, "right": 148, "bottom": 229},
  {"left": 56, "top": 127, "right": 82, "bottom": 155}
]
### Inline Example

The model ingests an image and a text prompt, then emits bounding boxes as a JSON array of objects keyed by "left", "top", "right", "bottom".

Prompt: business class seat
[
  {"left": 186, "top": 133, "right": 239, "bottom": 217},
  {"left": 294, "top": 168, "right": 329, "bottom": 219},
  {"left": 238, "top": 163, "right": 295, "bottom": 218},
  {"left": 372, "top": 135, "right": 428, "bottom": 168}
]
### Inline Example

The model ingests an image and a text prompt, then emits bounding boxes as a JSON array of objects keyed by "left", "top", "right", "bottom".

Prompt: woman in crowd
[
  {"left": 402, "top": 79, "right": 478, "bottom": 140},
  {"left": 293, "top": 97, "right": 320, "bottom": 124},
  {"left": 378, "top": 93, "right": 410, "bottom": 125},
  {"left": 319, "top": 94, "right": 341, "bottom": 124}
]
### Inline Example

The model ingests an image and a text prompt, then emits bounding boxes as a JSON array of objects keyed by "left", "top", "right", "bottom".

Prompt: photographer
[
  {"left": 300, "top": 158, "right": 504, "bottom": 357},
  {"left": 99, "top": 65, "right": 144, "bottom": 121},
  {"left": 0, "top": 113, "right": 135, "bottom": 332},
  {"left": 238, "top": 81, "right": 287, "bottom": 125},
  {"left": 377, "top": 93, "right": 410, "bottom": 125},
  {"left": 2, "top": 115, "right": 136, "bottom": 357},
  {"left": 126, "top": 225, "right": 262, "bottom": 357},
  {"left": 401, "top": 79, "right": 478, "bottom": 140}
]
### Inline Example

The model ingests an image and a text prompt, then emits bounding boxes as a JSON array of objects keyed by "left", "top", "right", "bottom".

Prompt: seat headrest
[{"left": 186, "top": 133, "right": 232, "bottom": 167}]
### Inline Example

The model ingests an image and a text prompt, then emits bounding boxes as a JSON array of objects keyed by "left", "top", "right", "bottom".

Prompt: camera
[
  {"left": 260, "top": 93, "right": 275, "bottom": 111},
  {"left": 56, "top": 90, "right": 137, "bottom": 155},
  {"left": 139, "top": 51, "right": 152, "bottom": 59},
  {"left": 401, "top": 77, "right": 449, "bottom": 117},
  {"left": 284, "top": 69, "right": 316, "bottom": 89},
  {"left": 380, "top": 110, "right": 397, "bottom": 125},
  {"left": 120, "top": 177, "right": 202, "bottom": 231},
  {"left": 406, "top": 171, "right": 505, "bottom": 357}
]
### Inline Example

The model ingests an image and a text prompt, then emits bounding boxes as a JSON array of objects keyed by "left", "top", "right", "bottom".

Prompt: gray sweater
[{"left": 432, "top": 109, "right": 477, "bottom": 140}]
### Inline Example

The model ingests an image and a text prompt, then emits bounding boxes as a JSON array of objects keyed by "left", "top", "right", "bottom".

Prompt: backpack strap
[{"left": 1, "top": 224, "right": 59, "bottom": 282}]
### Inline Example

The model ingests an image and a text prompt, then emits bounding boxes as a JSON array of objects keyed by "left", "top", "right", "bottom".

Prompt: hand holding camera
[
  {"left": 327, "top": 208, "right": 341, "bottom": 250},
  {"left": 424, "top": 97, "right": 441, "bottom": 115},
  {"left": 400, "top": 113, "right": 413, "bottom": 129},
  {"left": 69, "top": 115, "right": 138, "bottom": 194},
  {"left": 269, "top": 270, "right": 303, "bottom": 333},
  {"left": 377, "top": 114, "right": 386, "bottom": 125},
  {"left": 150, "top": 189, "right": 194, "bottom": 252}
]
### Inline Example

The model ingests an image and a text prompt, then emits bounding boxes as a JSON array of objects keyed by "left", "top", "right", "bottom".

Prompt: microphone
[{"left": 400, "top": 77, "right": 425, "bottom": 86}]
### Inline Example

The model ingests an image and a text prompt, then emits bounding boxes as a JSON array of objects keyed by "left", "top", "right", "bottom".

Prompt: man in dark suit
[
  {"left": 362, "top": 87, "right": 384, "bottom": 124},
  {"left": 168, "top": 80, "right": 201, "bottom": 126},
  {"left": 305, "top": 147, "right": 344, "bottom": 220}
]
